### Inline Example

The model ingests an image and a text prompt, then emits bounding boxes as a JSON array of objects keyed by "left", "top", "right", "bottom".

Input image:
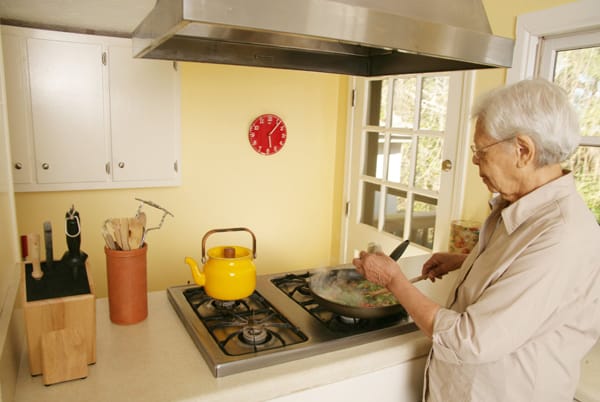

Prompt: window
[
  {"left": 343, "top": 71, "right": 466, "bottom": 259},
  {"left": 538, "top": 30, "right": 600, "bottom": 222},
  {"left": 359, "top": 75, "right": 448, "bottom": 248},
  {"left": 508, "top": 0, "right": 600, "bottom": 223}
]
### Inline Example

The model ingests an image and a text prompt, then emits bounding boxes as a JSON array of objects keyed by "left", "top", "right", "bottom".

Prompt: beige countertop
[{"left": 14, "top": 291, "right": 431, "bottom": 402}]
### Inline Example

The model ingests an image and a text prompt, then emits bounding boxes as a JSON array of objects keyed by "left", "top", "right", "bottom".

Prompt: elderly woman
[{"left": 353, "top": 79, "right": 600, "bottom": 402}]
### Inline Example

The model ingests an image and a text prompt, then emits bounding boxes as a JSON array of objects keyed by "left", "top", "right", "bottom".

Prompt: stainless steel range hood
[{"left": 132, "top": 0, "right": 514, "bottom": 76}]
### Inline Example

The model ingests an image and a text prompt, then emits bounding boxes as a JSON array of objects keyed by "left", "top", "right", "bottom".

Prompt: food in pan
[
  {"left": 334, "top": 279, "right": 398, "bottom": 307},
  {"left": 310, "top": 270, "right": 399, "bottom": 308}
]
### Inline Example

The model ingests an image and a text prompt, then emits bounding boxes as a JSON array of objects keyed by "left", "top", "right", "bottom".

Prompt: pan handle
[{"left": 201, "top": 227, "right": 257, "bottom": 263}]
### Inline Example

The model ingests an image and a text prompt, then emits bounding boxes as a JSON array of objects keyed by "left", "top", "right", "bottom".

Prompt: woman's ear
[{"left": 514, "top": 135, "right": 536, "bottom": 168}]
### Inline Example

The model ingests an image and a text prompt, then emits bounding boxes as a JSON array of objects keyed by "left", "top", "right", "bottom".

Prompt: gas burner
[
  {"left": 214, "top": 310, "right": 297, "bottom": 354},
  {"left": 181, "top": 286, "right": 307, "bottom": 357},
  {"left": 213, "top": 299, "right": 237, "bottom": 309},
  {"left": 224, "top": 312, "right": 278, "bottom": 346},
  {"left": 241, "top": 324, "right": 270, "bottom": 345},
  {"left": 211, "top": 298, "right": 251, "bottom": 312},
  {"left": 184, "top": 287, "right": 252, "bottom": 318}
]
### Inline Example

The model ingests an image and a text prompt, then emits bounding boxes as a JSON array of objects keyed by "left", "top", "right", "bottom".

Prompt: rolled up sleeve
[{"left": 431, "top": 308, "right": 463, "bottom": 364}]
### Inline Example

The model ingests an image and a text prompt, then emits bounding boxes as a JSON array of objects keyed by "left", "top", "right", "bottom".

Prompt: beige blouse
[{"left": 425, "top": 173, "right": 600, "bottom": 402}]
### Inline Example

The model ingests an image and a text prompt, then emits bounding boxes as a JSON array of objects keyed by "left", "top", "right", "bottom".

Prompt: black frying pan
[{"left": 308, "top": 240, "right": 409, "bottom": 319}]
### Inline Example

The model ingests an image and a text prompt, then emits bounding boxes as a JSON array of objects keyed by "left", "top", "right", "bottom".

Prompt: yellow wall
[
  {"left": 12, "top": 0, "right": 577, "bottom": 297},
  {"left": 15, "top": 63, "right": 348, "bottom": 298}
]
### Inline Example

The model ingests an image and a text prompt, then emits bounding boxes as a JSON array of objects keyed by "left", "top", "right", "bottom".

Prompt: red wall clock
[{"left": 248, "top": 114, "right": 287, "bottom": 155}]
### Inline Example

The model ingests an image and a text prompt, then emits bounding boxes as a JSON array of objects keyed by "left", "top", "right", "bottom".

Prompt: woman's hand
[
  {"left": 352, "top": 251, "right": 405, "bottom": 288},
  {"left": 354, "top": 250, "right": 442, "bottom": 338},
  {"left": 422, "top": 252, "right": 468, "bottom": 282}
]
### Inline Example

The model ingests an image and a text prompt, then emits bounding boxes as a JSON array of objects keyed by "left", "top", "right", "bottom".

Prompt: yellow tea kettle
[{"left": 184, "top": 227, "right": 257, "bottom": 300}]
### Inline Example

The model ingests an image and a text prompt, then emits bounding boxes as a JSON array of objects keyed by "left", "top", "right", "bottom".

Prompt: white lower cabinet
[
  {"left": 270, "top": 356, "right": 426, "bottom": 402},
  {"left": 1, "top": 26, "right": 180, "bottom": 191}
]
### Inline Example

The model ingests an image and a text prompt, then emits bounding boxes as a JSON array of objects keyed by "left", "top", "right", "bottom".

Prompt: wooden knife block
[{"left": 22, "top": 259, "right": 96, "bottom": 385}]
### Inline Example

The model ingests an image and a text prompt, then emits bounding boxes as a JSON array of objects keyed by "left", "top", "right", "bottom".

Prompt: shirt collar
[{"left": 489, "top": 171, "right": 575, "bottom": 235}]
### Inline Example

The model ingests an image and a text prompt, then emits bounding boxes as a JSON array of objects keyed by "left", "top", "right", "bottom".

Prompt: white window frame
[
  {"left": 506, "top": 0, "right": 600, "bottom": 84},
  {"left": 538, "top": 30, "right": 600, "bottom": 150},
  {"left": 340, "top": 71, "right": 473, "bottom": 261}
]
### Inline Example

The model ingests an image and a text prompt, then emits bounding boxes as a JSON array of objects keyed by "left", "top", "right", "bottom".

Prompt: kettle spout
[{"left": 184, "top": 256, "right": 205, "bottom": 286}]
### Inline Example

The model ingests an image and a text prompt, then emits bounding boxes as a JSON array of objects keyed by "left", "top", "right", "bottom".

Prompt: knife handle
[
  {"left": 66, "top": 216, "right": 81, "bottom": 254},
  {"left": 65, "top": 206, "right": 82, "bottom": 255},
  {"left": 26, "top": 233, "right": 43, "bottom": 280},
  {"left": 43, "top": 221, "right": 53, "bottom": 268}
]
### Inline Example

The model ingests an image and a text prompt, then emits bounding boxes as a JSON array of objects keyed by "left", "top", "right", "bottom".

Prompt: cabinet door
[
  {"left": 27, "top": 38, "right": 108, "bottom": 184},
  {"left": 2, "top": 33, "right": 34, "bottom": 184},
  {"left": 108, "top": 44, "right": 179, "bottom": 183}
]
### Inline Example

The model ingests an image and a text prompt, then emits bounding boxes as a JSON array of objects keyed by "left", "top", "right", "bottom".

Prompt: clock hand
[
  {"left": 266, "top": 120, "right": 281, "bottom": 149},
  {"left": 267, "top": 120, "right": 282, "bottom": 137}
]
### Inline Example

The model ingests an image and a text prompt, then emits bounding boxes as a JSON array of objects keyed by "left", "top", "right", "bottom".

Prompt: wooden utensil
[
  {"left": 101, "top": 226, "right": 116, "bottom": 250},
  {"left": 368, "top": 274, "right": 428, "bottom": 297},
  {"left": 128, "top": 218, "right": 144, "bottom": 250},
  {"left": 409, "top": 274, "right": 428, "bottom": 283},
  {"left": 111, "top": 219, "right": 123, "bottom": 250},
  {"left": 119, "top": 217, "right": 130, "bottom": 251}
]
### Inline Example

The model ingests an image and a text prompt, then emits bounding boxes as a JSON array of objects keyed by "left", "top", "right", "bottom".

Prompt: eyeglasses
[{"left": 470, "top": 137, "right": 514, "bottom": 160}]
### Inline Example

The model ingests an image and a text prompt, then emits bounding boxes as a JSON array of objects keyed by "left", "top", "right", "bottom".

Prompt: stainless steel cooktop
[{"left": 168, "top": 268, "right": 418, "bottom": 377}]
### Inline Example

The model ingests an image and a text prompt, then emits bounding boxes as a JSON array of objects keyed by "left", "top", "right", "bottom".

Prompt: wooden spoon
[
  {"left": 119, "top": 217, "right": 130, "bottom": 251},
  {"left": 128, "top": 218, "right": 144, "bottom": 250},
  {"left": 368, "top": 274, "right": 428, "bottom": 296},
  {"left": 111, "top": 218, "right": 123, "bottom": 250}
]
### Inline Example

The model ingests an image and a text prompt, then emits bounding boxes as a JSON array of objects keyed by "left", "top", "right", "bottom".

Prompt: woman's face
[{"left": 472, "top": 119, "right": 522, "bottom": 202}]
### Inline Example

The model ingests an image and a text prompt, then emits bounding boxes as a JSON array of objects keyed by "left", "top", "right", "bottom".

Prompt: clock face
[{"left": 248, "top": 114, "right": 287, "bottom": 155}]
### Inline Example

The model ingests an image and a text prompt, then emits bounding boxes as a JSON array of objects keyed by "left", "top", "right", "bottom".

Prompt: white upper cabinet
[
  {"left": 108, "top": 44, "right": 179, "bottom": 183},
  {"left": 3, "top": 32, "right": 34, "bottom": 184},
  {"left": 28, "top": 37, "right": 108, "bottom": 184},
  {"left": 1, "top": 26, "right": 181, "bottom": 191}
]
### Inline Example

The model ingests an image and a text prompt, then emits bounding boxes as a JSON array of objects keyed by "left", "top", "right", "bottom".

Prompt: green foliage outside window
[{"left": 554, "top": 46, "right": 600, "bottom": 222}]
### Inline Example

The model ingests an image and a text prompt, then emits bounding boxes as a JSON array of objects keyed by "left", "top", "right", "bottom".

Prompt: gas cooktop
[{"left": 168, "top": 268, "right": 418, "bottom": 377}]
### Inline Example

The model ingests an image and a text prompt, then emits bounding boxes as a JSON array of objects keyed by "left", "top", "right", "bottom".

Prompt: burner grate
[{"left": 183, "top": 287, "right": 307, "bottom": 356}]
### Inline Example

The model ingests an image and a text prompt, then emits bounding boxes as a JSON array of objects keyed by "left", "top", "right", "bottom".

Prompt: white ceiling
[{"left": 0, "top": 0, "right": 156, "bottom": 35}]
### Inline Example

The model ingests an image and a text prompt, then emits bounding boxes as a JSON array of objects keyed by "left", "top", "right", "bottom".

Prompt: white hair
[{"left": 472, "top": 79, "right": 580, "bottom": 165}]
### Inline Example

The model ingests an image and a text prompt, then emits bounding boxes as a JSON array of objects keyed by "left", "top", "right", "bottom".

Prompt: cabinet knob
[
  {"left": 14, "top": 162, "right": 23, "bottom": 170},
  {"left": 41, "top": 163, "right": 50, "bottom": 170},
  {"left": 441, "top": 159, "right": 453, "bottom": 172},
  {"left": 118, "top": 162, "right": 125, "bottom": 168}
]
